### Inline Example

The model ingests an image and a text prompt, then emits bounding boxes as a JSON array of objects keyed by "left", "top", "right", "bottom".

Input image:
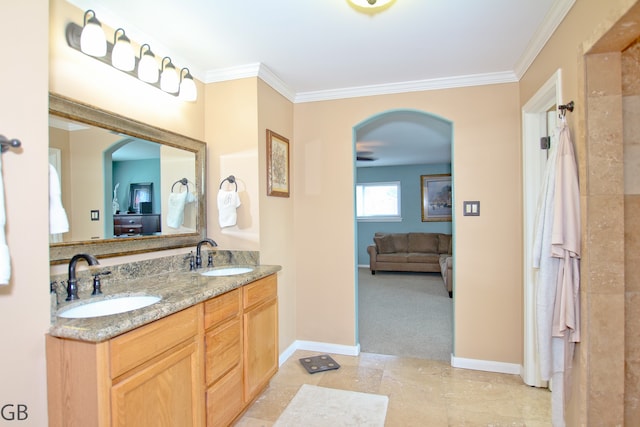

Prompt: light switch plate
[
  {"left": 463, "top": 201, "right": 480, "bottom": 216},
  {"left": 91, "top": 210, "right": 100, "bottom": 221}
]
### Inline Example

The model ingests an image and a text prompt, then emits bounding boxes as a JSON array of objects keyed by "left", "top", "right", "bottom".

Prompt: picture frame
[
  {"left": 266, "top": 129, "right": 290, "bottom": 197},
  {"left": 129, "top": 182, "right": 153, "bottom": 213},
  {"left": 421, "top": 174, "right": 452, "bottom": 222}
]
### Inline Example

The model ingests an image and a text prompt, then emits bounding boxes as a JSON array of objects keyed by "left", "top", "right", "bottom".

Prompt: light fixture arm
[
  {"left": 83, "top": 9, "right": 99, "bottom": 26},
  {"left": 113, "top": 28, "right": 127, "bottom": 44}
]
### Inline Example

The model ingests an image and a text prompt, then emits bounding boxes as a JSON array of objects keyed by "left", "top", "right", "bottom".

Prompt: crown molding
[
  {"left": 294, "top": 72, "right": 519, "bottom": 103},
  {"left": 513, "top": 0, "right": 576, "bottom": 79},
  {"left": 204, "top": 63, "right": 297, "bottom": 102},
  {"left": 205, "top": 65, "right": 518, "bottom": 103}
]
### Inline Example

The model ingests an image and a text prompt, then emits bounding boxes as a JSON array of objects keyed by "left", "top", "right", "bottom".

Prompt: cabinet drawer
[
  {"left": 206, "top": 364, "right": 243, "bottom": 427},
  {"left": 204, "top": 289, "right": 241, "bottom": 330},
  {"left": 243, "top": 274, "right": 277, "bottom": 310},
  {"left": 205, "top": 317, "right": 242, "bottom": 386},
  {"left": 110, "top": 305, "right": 200, "bottom": 379},
  {"left": 114, "top": 215, "right": 142, "bottom": 226}
]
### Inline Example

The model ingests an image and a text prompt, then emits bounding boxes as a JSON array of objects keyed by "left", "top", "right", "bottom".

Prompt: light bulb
[
  {"left": 138, "top": 44, "right": 158, "bottom": 83},
  {"left": 160, "top": 57, "right": 179, "bottom": 93},
  {"left": 179, "top": 68, "right": 197, "bottom": 102},
  {"left": 80, "top": 10, "right": 106, "bottom": 57},
  {"left": 111, "top": 28, "right": 135, "bottom": 71}
]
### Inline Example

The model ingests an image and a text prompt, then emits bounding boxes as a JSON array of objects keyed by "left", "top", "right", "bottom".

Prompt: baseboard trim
[
  {"left": 279, "top": 340, "right": 360, "bottom": 366},
  {"left": 451, "top": 355, "right": 521, "bottom": 375}
]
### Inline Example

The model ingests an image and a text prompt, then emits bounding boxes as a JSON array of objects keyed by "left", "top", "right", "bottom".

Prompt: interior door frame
[{"left": 521, "top": 69, "right": 562, "bottom": 387}]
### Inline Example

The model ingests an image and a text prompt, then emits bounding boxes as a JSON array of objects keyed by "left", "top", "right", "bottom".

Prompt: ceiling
[{"left": 65, "top": 0, "right": 571, "bottom": 167}]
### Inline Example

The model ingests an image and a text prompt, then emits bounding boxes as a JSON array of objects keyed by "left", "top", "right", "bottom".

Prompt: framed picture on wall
[
  {"left": 421, "top": 174, "right": 452, "bottom": 222},
  {"left": 266, "top": 129, "right": 290, "bottom": 197},
  {"left": 129, "top": 182, "right": 153, "bottom": 213}
]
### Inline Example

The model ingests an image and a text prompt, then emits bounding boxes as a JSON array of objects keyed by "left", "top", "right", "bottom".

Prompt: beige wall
[
  {"left": 256, "top": 80, "right": 296, "bottom": 353},
  {"left": 204, "top": 78, "right": 260, "bottom": 250},
  {"left": 0, "top": 1, "right": 50, "bottom": 425},
  {"left": 293, "top": 85, "right": 524, "bottom": 362},
  {"left": 203, "top": 77, "right": 297, "bottom": 351}
]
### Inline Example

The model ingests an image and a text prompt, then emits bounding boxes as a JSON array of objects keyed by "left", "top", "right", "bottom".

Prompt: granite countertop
[{"left": 49, "top": 264, "right": 281, "bottom": 342}]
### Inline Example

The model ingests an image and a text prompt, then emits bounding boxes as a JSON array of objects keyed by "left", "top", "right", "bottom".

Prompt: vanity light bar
[{"left": 65, "top": 14, "right": 197, "bottom": 102}]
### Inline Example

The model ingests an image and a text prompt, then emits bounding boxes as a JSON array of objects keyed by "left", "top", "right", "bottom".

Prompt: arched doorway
[{"left": 353, "top": 109, "right": 455, "bottom": 360}]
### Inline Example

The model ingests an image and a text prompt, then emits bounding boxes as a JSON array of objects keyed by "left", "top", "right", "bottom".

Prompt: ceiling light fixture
[
  {"left": 346, "top": 0, "right": 396, "bottom": 13},
  {"left": 65, "top": 10, "right": 197, "bottom": 101}
]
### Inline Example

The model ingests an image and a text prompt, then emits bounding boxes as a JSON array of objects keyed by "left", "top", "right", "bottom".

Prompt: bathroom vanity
[{"left": 46, "top": 265, "right": 280, "bottom": 427}]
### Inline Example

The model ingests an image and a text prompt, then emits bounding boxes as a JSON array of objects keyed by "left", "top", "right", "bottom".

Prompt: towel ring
[
  {"left": 171, "top": 178, "right": 189, "bottom": 193},
  {"left": 219, "top": 175, "right": 237, "bottom": 191}
]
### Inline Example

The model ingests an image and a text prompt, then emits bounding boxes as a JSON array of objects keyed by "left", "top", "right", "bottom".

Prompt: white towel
[
  {"left": 167, "top": 191, "right": 188, "bottom": 229},
  {"left": 217, "top": 190, "right": 241, "bottom": 228},
  {"left": 0, "top": 156, "right": 10, "bottom": 285},
  {"left": 49, "top": 164, "right": 69, "bottom": 235}
]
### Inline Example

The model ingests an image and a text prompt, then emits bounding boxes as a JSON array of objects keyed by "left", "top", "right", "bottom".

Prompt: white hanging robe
[{"left": 532, "top": 119, "right": 580, "bottom": 427}]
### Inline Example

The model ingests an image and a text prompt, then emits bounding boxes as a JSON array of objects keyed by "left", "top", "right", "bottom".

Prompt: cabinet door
[
  {"left": 206, "top": 364, "right": 243, "bottom": 427},
  {"left": 243, "top": 290, "right": 278, "bottom": 402},
  {"left": 111, "top": 341, "right": 202, "bottom": 427}
]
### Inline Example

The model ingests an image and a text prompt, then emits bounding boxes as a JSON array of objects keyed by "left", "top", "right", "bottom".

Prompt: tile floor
[{"left": 234, "top": 350, "right": 552, "bottom": 426}]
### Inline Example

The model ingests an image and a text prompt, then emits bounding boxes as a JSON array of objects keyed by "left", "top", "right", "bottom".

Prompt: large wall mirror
[{"left": 49, "top": 93, "right": 206, "bottom": 264}]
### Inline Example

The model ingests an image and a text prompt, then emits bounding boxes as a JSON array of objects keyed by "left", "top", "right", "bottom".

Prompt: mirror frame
[{"left": 49, "top": 93, "right": 207, "bottom": 264}]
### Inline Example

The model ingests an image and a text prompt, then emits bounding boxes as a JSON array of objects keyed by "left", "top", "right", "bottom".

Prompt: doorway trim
[{"left": 521, "top": 69, "right": 562, "bottom": 387}]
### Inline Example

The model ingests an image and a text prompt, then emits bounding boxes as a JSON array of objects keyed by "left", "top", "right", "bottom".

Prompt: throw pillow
[
  {"left": 374, "top": 235, "right": 395, "bottom": 254},
  {"left": 408, "top": 233, "right": 438, "bottom": 253}
]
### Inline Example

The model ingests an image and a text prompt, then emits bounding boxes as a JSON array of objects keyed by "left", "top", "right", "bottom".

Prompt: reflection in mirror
[
  {"left": 49, "top": 93, "right": 206, "bottom": 264},
  {"left": 49, "top": 116, "right": 197, "bottom": 241}
]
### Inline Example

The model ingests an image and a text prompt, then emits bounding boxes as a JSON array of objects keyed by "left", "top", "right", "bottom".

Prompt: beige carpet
[
  {"left": 358, "top": 268, "right": 452, "bottom": 361},
  {"left": 273, "top": 384, "right": 388, "bottom": 427}
]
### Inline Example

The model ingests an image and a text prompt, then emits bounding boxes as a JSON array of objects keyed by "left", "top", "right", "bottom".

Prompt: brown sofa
[{"left": 367, "top": 232, "right": 453, "bottom": 297}]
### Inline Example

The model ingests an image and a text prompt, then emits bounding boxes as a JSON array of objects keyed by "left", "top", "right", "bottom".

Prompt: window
[{"left": 356, "top": 181, "right": 401, "bottom": 221}]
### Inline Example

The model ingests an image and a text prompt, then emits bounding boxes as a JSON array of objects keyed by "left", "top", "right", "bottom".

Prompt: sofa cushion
[
  {"left": 438, "top": 234, "right": 452, "bottom": 254},
  {"left": 374, "top": 234, "right": 396, "bottom": 254},
  {"left": 407, "top": 233, "right": 438, "bottom": 253},
  {"left": 407, "top": 253, "right": 440, "bottom": 263},
  {"left": 377, "top": 253, "right": 409, "bottom": 263}
]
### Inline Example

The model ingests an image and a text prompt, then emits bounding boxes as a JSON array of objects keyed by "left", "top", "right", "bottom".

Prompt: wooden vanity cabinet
[
  {"left": 46, "top": 305, "right": 204, "bottom": 427},
  {"left": 203, "top": 274, "right": 279, "bottom": 426},
  {"left": 46, "top": 274, "right": 279, "bottom": 427}
]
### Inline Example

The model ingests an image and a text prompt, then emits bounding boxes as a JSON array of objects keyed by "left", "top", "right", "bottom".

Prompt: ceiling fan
[{"left": 356, "top": 150, "right": 377, "bottom": 161}]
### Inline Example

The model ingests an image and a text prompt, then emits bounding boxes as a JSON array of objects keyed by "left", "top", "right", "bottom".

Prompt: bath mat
[
  {"left": 273, "top": 384, "right": 388, "bottom": 427},
  {"left": 299, "top": 354, "right": 340, "bottom": 374}
]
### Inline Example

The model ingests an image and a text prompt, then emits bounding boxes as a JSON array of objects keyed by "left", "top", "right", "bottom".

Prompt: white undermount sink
[
  {"left": 57, "top": 295, "right": 162, "bottom": 319},
  {"left": 200, "top": 267, "right": 254, "bottom": 277}
]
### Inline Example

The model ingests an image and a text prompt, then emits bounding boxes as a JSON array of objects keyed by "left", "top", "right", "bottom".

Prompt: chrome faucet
[
  {"left": 195, "top": 238, "right": 217, "bottom": 268},
  {"left": 66, "top": 253, "right": 100, "bottom": 301}
]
